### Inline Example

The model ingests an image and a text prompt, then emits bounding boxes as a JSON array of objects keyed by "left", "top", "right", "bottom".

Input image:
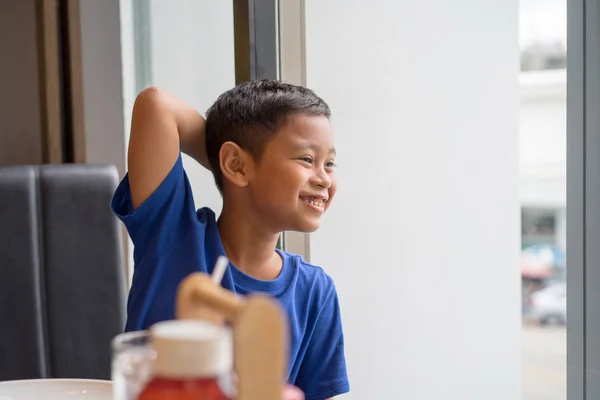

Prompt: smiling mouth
[{"left": 300, "top": 196, "right": 327, "bottom": 211}]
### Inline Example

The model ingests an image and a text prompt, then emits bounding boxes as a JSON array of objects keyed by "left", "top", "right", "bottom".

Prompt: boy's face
[{"left": 247, "top": 114, "right": 337, "bottom": 233}]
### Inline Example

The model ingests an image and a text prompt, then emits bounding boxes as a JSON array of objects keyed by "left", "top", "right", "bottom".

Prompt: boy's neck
[{"left": 217, "top": 204, "right": 283, "bottom": 281}]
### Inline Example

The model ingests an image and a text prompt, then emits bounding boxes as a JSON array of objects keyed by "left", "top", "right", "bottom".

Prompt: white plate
[{"left": 0, "top": 379, "right": 112, "bottom": 400}]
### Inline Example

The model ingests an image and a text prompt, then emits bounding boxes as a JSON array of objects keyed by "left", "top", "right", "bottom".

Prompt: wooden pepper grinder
[{"left": 175, "top": 269, "right": 289, "bottom": 400}]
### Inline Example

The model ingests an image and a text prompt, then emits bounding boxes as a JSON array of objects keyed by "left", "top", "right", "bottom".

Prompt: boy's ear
[{"left": 219, "top": 141, "right": 253, "bottom": 188}]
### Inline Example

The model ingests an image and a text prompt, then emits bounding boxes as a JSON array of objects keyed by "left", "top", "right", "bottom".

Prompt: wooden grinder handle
[
  {"left": 176, "top": 272, "right": 244, "bottom": 323},
  {"left": 175, "top": 272, "right": 288, "bottom": 400}
]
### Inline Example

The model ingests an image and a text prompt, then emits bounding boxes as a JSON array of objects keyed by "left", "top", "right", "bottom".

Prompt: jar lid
[{"left": 150, "top": 320, "right": 233, "bottom": 379}]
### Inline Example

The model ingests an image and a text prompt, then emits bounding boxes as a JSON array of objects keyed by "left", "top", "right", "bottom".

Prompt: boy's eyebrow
[{"left": 293, "top": 143, "right": 336, "bottom": 155}]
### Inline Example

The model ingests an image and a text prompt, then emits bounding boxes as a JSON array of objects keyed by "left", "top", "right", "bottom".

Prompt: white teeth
[
  {"left": 307, "top": 198, "right": 324, "bottom": 207},
  {"left": 303, "top": 196, "right": 326, "bottom": 208}
]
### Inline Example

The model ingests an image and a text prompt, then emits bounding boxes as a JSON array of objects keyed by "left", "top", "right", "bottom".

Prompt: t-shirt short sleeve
[
  {"left": 295, "top": 284, "right": 350, "bottom": 400},
  {"left": 111, "top": 154, "right": 198, "bottom": 264}
]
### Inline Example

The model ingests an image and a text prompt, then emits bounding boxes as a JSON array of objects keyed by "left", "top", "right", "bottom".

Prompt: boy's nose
[{"left": 312, "top": 168, "right": 332, "bottom": 189}]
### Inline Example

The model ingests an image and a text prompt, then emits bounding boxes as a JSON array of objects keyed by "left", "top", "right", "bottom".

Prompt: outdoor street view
[{"left": 520, "top": 1, "right": 566, "bottom": 399}]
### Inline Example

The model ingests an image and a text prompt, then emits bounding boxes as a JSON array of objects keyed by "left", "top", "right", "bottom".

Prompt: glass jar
[{"left": 137, "top": 320, "right": 235, "bottom": 400}]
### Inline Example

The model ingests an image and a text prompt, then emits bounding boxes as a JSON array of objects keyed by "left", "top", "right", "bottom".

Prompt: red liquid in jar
[
  {"left": 138, "top": 377, "right": 230, "bottom": 400},
  {"left": 141, "top": 320, "right": 234, "bottom": 400}
]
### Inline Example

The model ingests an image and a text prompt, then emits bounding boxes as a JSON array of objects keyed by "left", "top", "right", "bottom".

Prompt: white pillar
[{"left": 303, "top": 2, "right": 521, "bottom": 399}]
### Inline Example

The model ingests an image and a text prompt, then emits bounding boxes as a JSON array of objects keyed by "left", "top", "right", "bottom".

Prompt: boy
[{"left": 111, "top": 80, "right": 349, "bottom": 399}]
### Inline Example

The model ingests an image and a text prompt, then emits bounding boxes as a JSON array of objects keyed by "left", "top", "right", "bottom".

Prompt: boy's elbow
[
  {"left": 129, "top": 86, "right": 178, "bottom": 147},
  {"left": 131, "top": 87, "right": 174, "bottom": 128},
  {"left": 134, "top": 86, "right": 164, "bottom": 110}
]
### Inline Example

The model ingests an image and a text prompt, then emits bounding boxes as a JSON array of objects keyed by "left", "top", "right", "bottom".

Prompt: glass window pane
[
  {"left": 520, "top": 1, "right": 567, "bottom": 399},
  {"left": 130, "top": 0, "right": 235, "bottom": 215}
]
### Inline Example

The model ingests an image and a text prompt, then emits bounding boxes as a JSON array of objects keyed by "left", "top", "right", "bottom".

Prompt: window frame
[{"left": 567, "top": 0, "right": 600, "bottom": 398}]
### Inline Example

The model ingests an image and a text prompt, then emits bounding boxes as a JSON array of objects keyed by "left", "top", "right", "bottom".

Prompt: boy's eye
[
  {"left": 325, "top": 161, "right": 337, "bottom": 168},
  {"left": 299, "top": 157, "right": 313, "bottom": 164}
]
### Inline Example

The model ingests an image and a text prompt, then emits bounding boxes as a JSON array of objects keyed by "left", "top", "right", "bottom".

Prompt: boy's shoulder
[
  {"left": 280, "top": 250, "right": 338, "bottom": 303},
  {"left": 284, "top": 250, "right": 333, "bottom": 281}
]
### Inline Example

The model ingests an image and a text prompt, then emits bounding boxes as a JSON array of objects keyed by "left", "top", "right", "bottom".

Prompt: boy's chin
[{"left": 291, "top": 219, "right": 321, "bottom": 233}]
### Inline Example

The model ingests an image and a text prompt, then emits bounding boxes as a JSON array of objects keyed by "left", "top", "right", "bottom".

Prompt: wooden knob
[{"left": 176, "top": 272, "right": 244, "bottom": 324}]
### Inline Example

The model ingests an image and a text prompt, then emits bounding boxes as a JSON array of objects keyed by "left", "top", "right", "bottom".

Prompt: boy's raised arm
[{"left": 127, "top": 87, "right": 209, "bottom": 209}]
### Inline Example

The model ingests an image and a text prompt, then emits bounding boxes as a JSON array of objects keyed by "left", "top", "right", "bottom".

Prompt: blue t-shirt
[{"left": 111, "top": 155, "right": 349, "bottom": 399}]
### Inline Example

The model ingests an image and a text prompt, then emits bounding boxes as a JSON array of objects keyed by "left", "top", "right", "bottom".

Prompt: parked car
[{"left": 530, "top": 282, "right": 566, "bottom": 325}]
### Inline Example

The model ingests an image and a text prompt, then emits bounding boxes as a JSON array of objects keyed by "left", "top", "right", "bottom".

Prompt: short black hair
[{"left": 205, "top": 79, "right": 330, "bottom": 191}]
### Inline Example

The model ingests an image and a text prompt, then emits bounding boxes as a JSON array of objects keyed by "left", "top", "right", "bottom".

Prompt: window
[{"left": 520, "top": 0, "right": 566, "bottom": 398}]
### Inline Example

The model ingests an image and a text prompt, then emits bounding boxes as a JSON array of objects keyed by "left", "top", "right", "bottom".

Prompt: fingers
[{"left": 283, "top": 385, "right": 305, "bottom": 400}]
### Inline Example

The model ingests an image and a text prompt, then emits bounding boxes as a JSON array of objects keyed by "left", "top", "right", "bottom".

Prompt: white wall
[
  {"left": 119, "top": 0, "right": 136, "bottom": 281},
  {"left": 303, "top": 2, "right": 521, "bottom": 399},
  {"left": 78, "top": 0, "right": 126, "bottom": 174},
  {"left": 119, "top": 0, "right": 135, "bottom": 154}
]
